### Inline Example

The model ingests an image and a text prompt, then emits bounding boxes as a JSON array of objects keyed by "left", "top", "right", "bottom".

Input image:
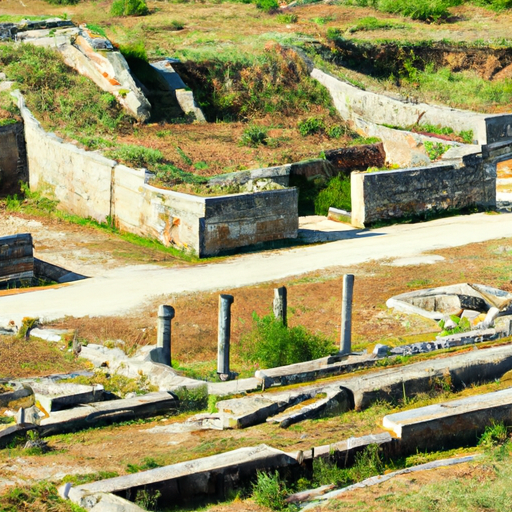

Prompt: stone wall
[
  {"left": 17, "top": 93, "right": 298, "bottom": 257},
  {"left": 351, "top": 154, "right": 496, "bottom": 227},
  {"left": 311, "top": 68, "right": 489, "bottom": 144},
  {"left": 0, "top": 122, "right": 28, "bottom": 195},
  {"left": 0, "top": 233, "right": 33, "bottom": 286}
]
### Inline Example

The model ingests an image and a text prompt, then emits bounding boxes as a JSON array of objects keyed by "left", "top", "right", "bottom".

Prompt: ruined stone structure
[{"left": 0, "top": 122, "right": 28, "bottom": 195}]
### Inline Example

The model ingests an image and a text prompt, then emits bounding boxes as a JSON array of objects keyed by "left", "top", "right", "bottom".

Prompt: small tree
[{"left": 111, "top": 0, "right": 149, "bottom": 16}]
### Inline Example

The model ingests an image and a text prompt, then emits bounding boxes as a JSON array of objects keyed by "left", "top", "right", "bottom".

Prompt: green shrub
[
  {"left": 111, "top": 0, "right": 149, "bottom": 16},
  {"left": 240, "top": 125, "right": 269, "bottom": 147},
  {"left": 154, "top": 164, "right": 208, "bottom": 185},
  {"left": 276, "top": 13, "right": 298, "bottom": 23},
  {"left": 254, "top": 0, "right": 279, "bottom": 11},
  {"left": 298, "top": 116, "right": 325, "bottom": 136},
  {"left": 240, "top": 313, "right": 335, "bottom": 369},
  {"left": 105, "top": 145, "right": 163, "bottom": 167},
  {"left": 327, "top": 124, "right": 345, "bottom": 139},
  {"left": 423, "top": 140, "right": 450, "bottom": 160},
  {"left": 472, "top": 0, "right": 512, "bottom": 11},
  {"left": 119, "top": 40, "right": 148, "bottom": 62},
  {"left": 479, "top": 422, "right": 509, "bottom": 448},
  {"left": 348, "top": 16, "right": 404, "bottom": 32},
  {"left": 314, "top": 175, "right": 351, "bottom": 215},
  {"left": 252, "top": 471, "right": 289, "bottom": 511}
]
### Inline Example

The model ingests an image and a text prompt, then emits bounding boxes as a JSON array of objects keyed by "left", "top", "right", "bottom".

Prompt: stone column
[
  {"left": 340, "top": 274, "right": 355, "bottom": 355},
  {"left": 218, "top": 294, "right": 234, "bottom": 379},
  {"left": 157, "top": 305, "right": 175, "bottom": 367},
  {"left": 273, "top": 286, "right": 287, "bottom": 327}
]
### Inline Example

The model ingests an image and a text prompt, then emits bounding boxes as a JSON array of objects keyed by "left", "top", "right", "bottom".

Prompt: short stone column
[
  {"left": 218, "top": 294, "right": 234, "bottom": 380},
  {"left": 273, "top": 286, "right": 287, "bottom": 327},
  {"left": 340, "top": 274, "right": 355, "bottom": 355},
  {"left": 157, "top": 305, "right": 175, "bottom": 367}
]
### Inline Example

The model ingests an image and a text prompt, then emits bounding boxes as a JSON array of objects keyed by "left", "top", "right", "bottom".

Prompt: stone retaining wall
[
  {"left": 17, "top": 93, "right": 298, "bottom": 257},
  {"left": 351, "top": 154, "right": 496, "bottom": 227}
]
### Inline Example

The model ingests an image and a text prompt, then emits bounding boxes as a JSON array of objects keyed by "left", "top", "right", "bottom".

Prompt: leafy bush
[
  {"left": 240, "top": 313, "right": 335, "bottom": 369},
  {"left": 298, "top": 116, "right": 325, "bottom": 136},
  {"left": 479, "top": 422, "right": 509, "bottom": 448},
  {"left": 111, "top": 0, "right": 149, "bottom": 16},
  {"left": 472, "top": 0, "right": 512, "bottom": 11},
  {"left": 327, "top": 124, "right": 346, "bottom": 138},
  {"left": 314, "top": 175, "right": 351, "bottom": 215},
  {"left": 423, "top": 140, "right": 450, "bottom": 160},
  {"left": 252, "top": 471, "right": 289, "bottom": 511},
  {"left": 277, "top": 13, "right": 298, "bottom": 23},
  {"left": 254, "top": 0, "right": 279, "bottom": 11},
  {"left": 240, "top": 125, "right": 269, "bottom": 146},
  {"left": 437, "top": 315, "right": 471, "bottom": 337},
  {"left": 105, "top": 145, "right": 164, "bottom": 167}
]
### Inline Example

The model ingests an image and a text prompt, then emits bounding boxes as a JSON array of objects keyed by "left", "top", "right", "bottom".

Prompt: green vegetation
[
  {"left": 0, "top": 44, "right": 129, "bottom": 139},
  {"left": 62, "top": 471, "right": 119, "bottom": 486},
  {"left": 298, "top": 116, "right": 325, "bottom": 137},
  {"left": 173, "top": 384, "right": 209, "bottom": 412},
  {"left": 438, "top": 315, "right": 471, "bottom": 337},
  {"left": 348, "top": 16, "right": 407, "bottom": 32},
  {"left": 240, "top": 125, "right": 269, "bottom": 147},
  {"left": 127, "top": 456, "right": 162, "bottom": 473},
  {"left": 179, "top": 44, "right": 331, "bottom": 122},
  {"left": 339, "top": 0, "right": 463, "bottom": 21},
  {"left": 277, "top": 13, "right": 299, "bottom": 23},
  {"left": 239, "top": 312, "right": 335, "bottom": 368},
  {"left": 111, "top": 0, "right": 149, "bottom": 16},
  {"left": 62, "top": 369, "right": 158, "bottom": 398},
  {"left": 424, "top": 140, "right": 450, "bottom": 160},
  {"left": 43, "top": 0, "right": 80, "bottom": 5},
  {"left": 0, "top": 481, "right": 87, "bottom": 512},
  {"left": 252, "top": 471, "right": 291, "bottom": 511},
  {"left": 314, "top": 175, "right": 351, "bottom": 215},
  {"left": 105, "top": 144, "right": 164, "bottom": 167}
]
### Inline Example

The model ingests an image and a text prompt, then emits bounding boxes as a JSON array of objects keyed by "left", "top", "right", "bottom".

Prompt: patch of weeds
[
  {"left": 314, "top": 175, "right": 351, "bottom": 215},
  {"left": 169, "top": 19, "right": 185, "bottom": 30},
  {"left": 173, "top": 384, "right": 208, "bottom": 412},
  {"left": 17, "top": 317, "right": 39, "bottom": 339},
  {"left": 348, "top": 16, "right": 406, "bottom": 32},
  {"left": 277, "top": 13, "right": 298, "bottom": 23},
  {"left": 0, "top": 481, "right": 87, "bottom": 512},
  {"left": 62, "top": 471, "right": 119, "bottom": 485},
  {"left": 240, "top": 125, "right": 269, "bottom": 147},
  {"left": 85, "top": 24, "right": 107, "bottom": 38},
  {"left": 251, "top": 471, "right": 290, "bottom": 511},
  {"left": 311, "top": 15, "right": 336, "bottom": 24},
  {"left": 438, "top": 315, "right": 471, "bottom": 337},
  {"left": 254, "top": 0, "right": 279, "bottom": 12},
  {"left": 194, "top": 161, "right": 209, "bottom": 170},
  {"left": 479, "top": 421, "right": 509, "bottom": 448},
  {"left": 350, "top": 136, "right": 381, "bottom": 146},
  {"left": 239, "top": 312, "right": 335, "bottom": 369},
  {"left": 423, "top": 140, "right": 450, "bottom": 160},
  {"left": 135, "top": 488, "right": 161, "bottom": 510},
  {"left": 127, "top": 457, "right": 162, "bottom": 474},
  {"left": 105, "top": 144, "right": 164, "bottom": 167},
  {"left": 62, "top": 369, "right": 158, "bottom": 398},
  {"left": 176, "top": 146, "right": 193, "bottom": 166},
  {"left": 297, "top": 116, "right": 325, "bottom": 136},
  {"left": 327, "top": 124, "right": 346, "bottom": 138},
  {"left": 153, "top": 163, "right": 208, "bottom": 187},
  {"left": 407, "top": 278, "right": 433, "bottom": 288},
  {"left": 111, "top": 0, "right": 149, "bottom": 16},
  {"left": 472, "top": 0, "right": 512, "bottom": 12}
]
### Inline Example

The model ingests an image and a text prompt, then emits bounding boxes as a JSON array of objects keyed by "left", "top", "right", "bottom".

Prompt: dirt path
[{"left": 1, "top": 211, "right": 512, "bottom": 323}]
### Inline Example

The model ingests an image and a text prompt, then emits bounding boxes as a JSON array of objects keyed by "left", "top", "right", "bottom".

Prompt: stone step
[
  {"left": 383, "top": 387, "right": 512, "bottom": 451},
  {"left": 39, "top": 391, "right": 177, "bottom": 436}
]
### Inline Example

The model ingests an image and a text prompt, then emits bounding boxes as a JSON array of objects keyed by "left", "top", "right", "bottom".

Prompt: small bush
[
  {"left": 111, "top": 0, "right": 149, "bottom": 16},
  {"left": 314, "top": 175, "right": 351, "bottom": 215},
  {"left": 327, "top": 124, "right": 345, "bottom": 138},
  {"left": 240, "top": 125, "right": 269, "bottom": 147},
  {"left": 479, "top": 422, "right": 509, "bottom": 448},
  {"left": 254, "top": 0, "right": 279, "bottom": 11},
  {"left": 423, "top": 140, "right": 450, "bottom": 160},
  {"left": 298, "top": 116, "right": 325, "bottom": 136},
  {"left": 276, "top": 13, "right": 298, "bottom": 23},
  {"left": 348, "top": 16, "right": 400, "bottom": 32},
  {"left": 105, "top": 145, "right": 163, "bottom": 167},
  {"left": 472, "top": 0, "right": 512, "bottom": 11},
  {"left": 240, "top": 313, "right": 335, "bottom": 369},
  {"left": 252, "top": 471, "right": 289, "bottom": 511}
]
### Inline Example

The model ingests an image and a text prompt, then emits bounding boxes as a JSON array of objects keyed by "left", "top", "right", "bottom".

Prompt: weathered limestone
[
  {"left": 39, "top": 392, "right": 178, "bottom": 436},
  {"left": 311, "top": 68, "right": 489, "bottom": 144},
  {"left": 217, "top": 295, "right": 234, "bottom": 379},
  {"left": 340, "top": 274, "right": 354, "bottom": 355},
  {"left": 383, "top": 388, "right": 512, "bottom": 451},
  {"left": 67, "top": 445, "right": 299, "bottom": 507},
  {"left": 273, "top": 286, "right": 287, "bottom": 326},
  {"left": 387, "top": 283, "right": 512, "bottom": 320},
  {"left": 351, "top": 159, "right": 496, "bottom": 228}
]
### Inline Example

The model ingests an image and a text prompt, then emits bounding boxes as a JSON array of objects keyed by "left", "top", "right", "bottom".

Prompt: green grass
[
  {"left": 348, "top": 16, "right": 408, "bottom": 32},
  {"left": 314, "top": 175, "right": 351, "bottom": 215}
]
